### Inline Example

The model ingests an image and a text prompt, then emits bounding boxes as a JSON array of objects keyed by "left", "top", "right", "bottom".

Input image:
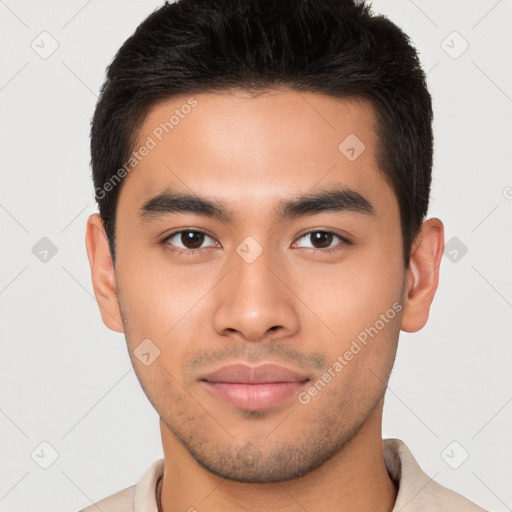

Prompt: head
[{"left": 86, "top": 0, "right": 444, "bottom": 483}]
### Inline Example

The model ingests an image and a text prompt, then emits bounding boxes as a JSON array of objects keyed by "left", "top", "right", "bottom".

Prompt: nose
[{"left": 212, "top": 241, "right": 300, "bottom": 343}]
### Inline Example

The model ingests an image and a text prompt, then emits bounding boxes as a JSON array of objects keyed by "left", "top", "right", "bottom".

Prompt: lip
[{"left": 199, "top": 363, "right": 310, "bottom": 410}]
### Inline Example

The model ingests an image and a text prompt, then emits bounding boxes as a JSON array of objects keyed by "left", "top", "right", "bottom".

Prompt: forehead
[{"left": 119, "top": 89, "right": 395, "bottom": 222}]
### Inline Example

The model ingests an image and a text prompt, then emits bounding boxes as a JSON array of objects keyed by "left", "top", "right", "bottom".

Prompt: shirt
[{"left": 76, "top": 438, "right": 488, "bottom": 511}]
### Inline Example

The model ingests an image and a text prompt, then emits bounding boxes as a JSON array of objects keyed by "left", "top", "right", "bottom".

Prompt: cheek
[
  {"left": 299, "top": 255, "right": 402, "bottom": 338},
  {"left": 297, "top": 312, "right": 400, "bottom": 417},
  {"left": 116, "top": 245, "right": 211, "bottom": 337},
  {"left": 296, "top": 253, "right": 402, "bottom": 389},
  {"left": 116, "top": 261, "right": 221, "bottom": 393}
]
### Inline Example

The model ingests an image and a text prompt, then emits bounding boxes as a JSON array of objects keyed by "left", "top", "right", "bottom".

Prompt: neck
[{"left": 157, "top": 409, "right": 397, "bottom": 512}]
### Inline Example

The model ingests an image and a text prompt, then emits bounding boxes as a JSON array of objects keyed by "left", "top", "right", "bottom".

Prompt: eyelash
[{"left": 161, "top": 229, "right": 351, "bottom": 256}]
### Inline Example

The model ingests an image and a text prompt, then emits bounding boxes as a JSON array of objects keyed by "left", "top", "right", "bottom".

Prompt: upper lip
[{"left": 200, "top": 363, "right": 311, "bottom": 384}]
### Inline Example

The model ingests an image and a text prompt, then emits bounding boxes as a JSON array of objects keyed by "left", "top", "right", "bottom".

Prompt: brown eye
[
  {"left": 293, "top": 231, "right": 348, "bottom": 252},
  {"left": 180, "top": 231, "right": 205, "bottom": 249},
  {"left": 309, "top": 231, "right": 334, "bottom": 249},
  {"left": 163, "top": 230, "right": 216, "bottom": 251}
]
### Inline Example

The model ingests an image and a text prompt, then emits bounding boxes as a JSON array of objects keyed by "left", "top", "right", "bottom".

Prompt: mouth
[{"left": 199, "top": 363, "right": 311, "bottom": 410}]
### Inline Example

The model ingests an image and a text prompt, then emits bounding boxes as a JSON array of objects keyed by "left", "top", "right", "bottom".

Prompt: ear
[
  {"left": 400, "top": 217, "right": 444, "bottom": 333},
  {"left": 85, "top": 213, "right": 124, "bottom": 333}
]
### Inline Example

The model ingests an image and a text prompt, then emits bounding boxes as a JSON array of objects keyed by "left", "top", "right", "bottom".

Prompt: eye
[
  {"left": 293, "top": 230, "right": 349, "bottom": 253},
  {"left": 163, "top": 230, "right": 218, "bottom": 253}
]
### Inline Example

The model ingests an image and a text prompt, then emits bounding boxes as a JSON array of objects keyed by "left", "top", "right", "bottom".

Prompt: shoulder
[
  {"left": 76, "top": 484, "right": 136, "bottom": 512},
  {"left": 384, "top": 439, "right": 489, "bottom": 512},
  {"left": 73, "top": 458, "right": 165, "bottom": 512}
]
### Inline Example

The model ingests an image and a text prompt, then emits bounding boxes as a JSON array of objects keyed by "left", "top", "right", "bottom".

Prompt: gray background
[{"left": 1, "top": 1, "right": 511, "bottom": 511}]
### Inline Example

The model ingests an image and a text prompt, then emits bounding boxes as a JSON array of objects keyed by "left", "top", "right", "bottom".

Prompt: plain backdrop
[{"left": 1, "top": 1, "right": 511, "bottom": 511}]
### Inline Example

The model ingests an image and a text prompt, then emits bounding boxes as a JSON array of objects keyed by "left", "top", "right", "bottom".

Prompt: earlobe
[
  {"left": 85, "top": 213, "right": 125, "bottom": 333},
  {"left": 400, "top": 218, "right": 444, "bottom": 333}
]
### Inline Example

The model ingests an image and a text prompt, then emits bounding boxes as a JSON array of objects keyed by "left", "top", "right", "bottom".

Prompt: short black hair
[{"left": 91, "top": 0, "right": 433, "bottom": 267}]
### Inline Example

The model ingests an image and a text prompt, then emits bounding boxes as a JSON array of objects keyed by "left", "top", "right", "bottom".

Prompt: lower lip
[{"left": 203, "top": 381, "right": 308, "bottom": 410}]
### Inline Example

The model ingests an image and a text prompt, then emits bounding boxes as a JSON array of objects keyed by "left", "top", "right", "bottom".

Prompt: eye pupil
[
  {"left": 182, "top": 231, "right": 204, "bottom": 249},
  {"left": 311, "top": 231, "right": 333, "bottom": 249},
  {"left": 170, "top": 230, "right": 340, "bottom": 253}
]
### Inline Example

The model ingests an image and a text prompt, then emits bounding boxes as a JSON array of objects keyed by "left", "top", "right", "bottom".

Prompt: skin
[{"left": 86, "top": 89, "right": 444, "bottom": 512}]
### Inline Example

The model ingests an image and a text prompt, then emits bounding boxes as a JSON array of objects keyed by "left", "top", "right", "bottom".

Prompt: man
[{"left": 82, "top": 0, "right": 488, "bottom": 510}]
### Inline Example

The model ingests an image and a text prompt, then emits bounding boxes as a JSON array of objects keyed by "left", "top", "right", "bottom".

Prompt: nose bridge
[{"left": 212, "top": 236, "right": 299, "bottom": 341}]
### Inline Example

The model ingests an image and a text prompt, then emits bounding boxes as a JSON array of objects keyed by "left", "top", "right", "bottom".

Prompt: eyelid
[
  {"left": 162, "top": 228, "right": 219, "bottom": 254},
  {"left": 162, "top": 228, "right": 351, "bottom": 255},
  {"left": 294, "top": 227, "right": 351, "bottom": 242},
  {"left": 292, "top": 230, "right": 351, "bottom": 251}
]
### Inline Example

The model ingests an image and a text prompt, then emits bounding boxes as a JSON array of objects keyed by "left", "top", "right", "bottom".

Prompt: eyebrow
[{"left": 137, "top": 184, "right": 376, "bottom": 225}]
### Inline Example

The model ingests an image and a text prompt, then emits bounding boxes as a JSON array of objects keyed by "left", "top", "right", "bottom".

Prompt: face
[{"left": 107, "top": 90, "right": 407, "bottom": 482}]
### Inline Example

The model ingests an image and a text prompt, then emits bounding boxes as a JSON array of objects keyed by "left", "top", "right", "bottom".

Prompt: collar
[{"left": 133, "top": 438, "right": 485, "bottom": 512}]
